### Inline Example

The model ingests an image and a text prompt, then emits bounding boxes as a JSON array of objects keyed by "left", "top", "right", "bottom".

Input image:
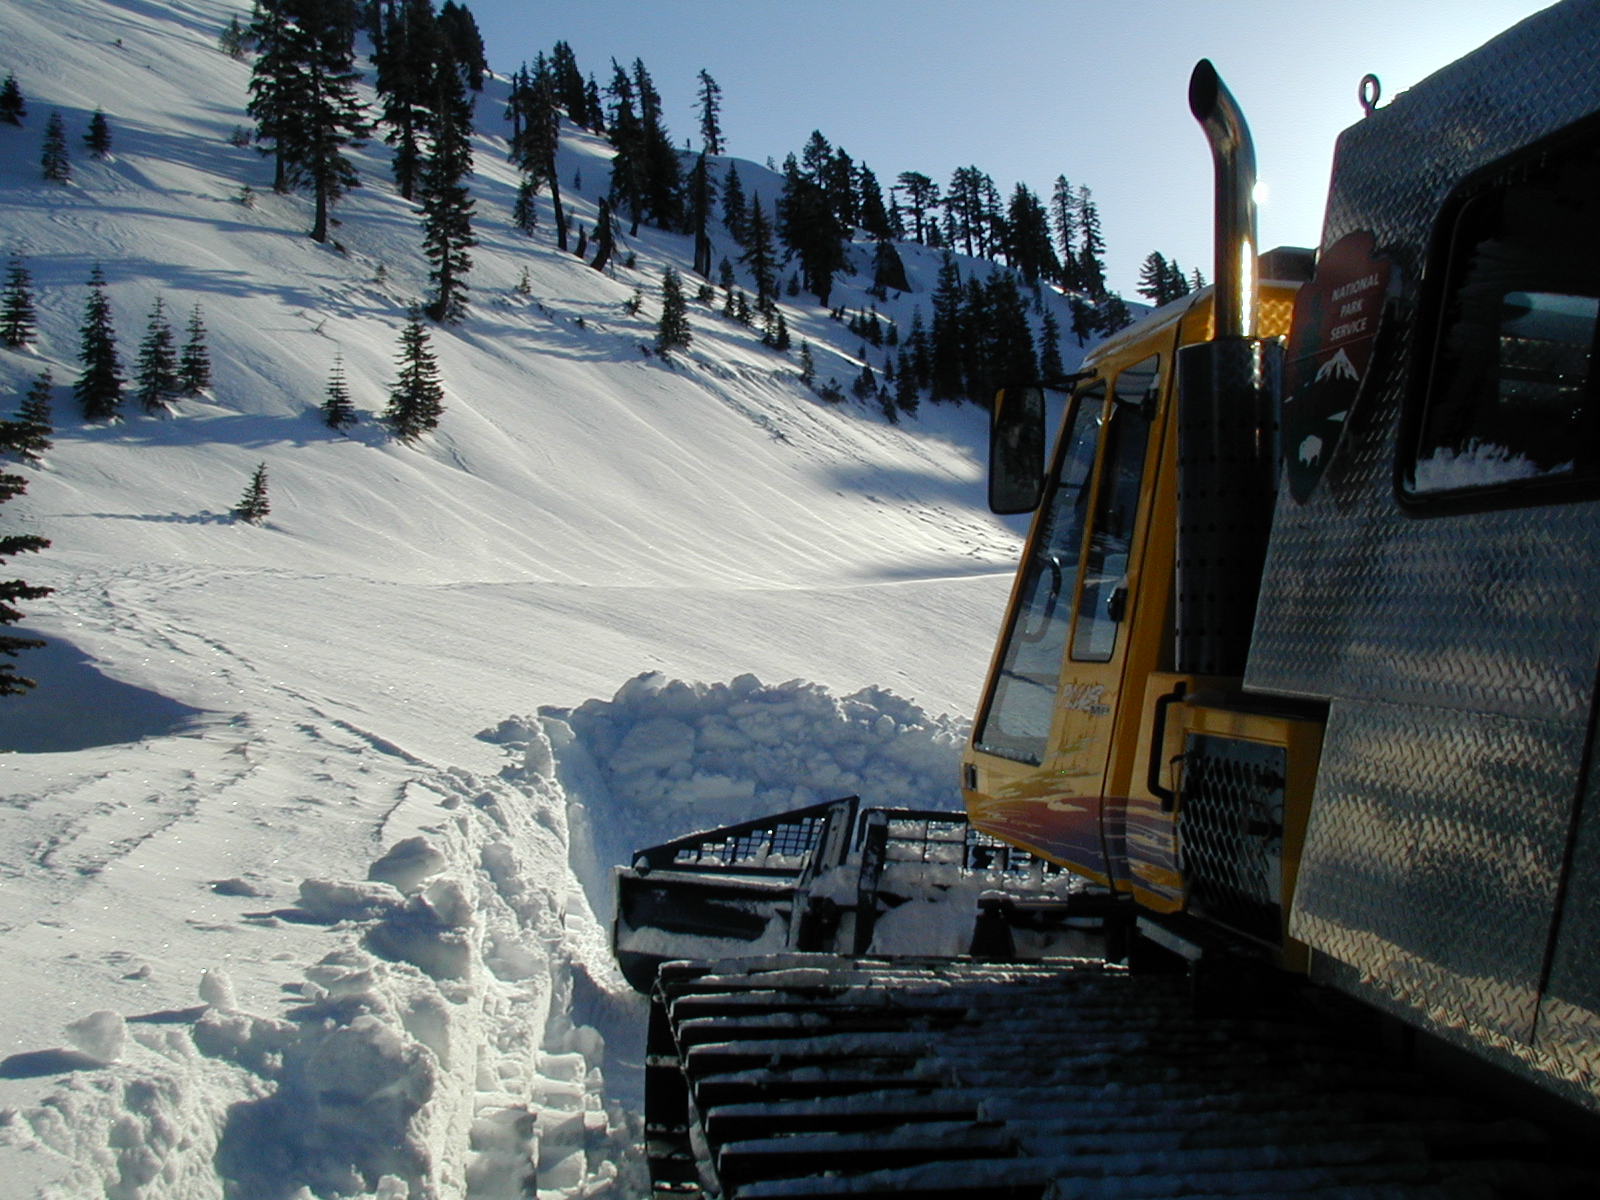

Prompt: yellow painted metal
[{"left": 962, "top": 281, "right": 1307, "bottom": 916}]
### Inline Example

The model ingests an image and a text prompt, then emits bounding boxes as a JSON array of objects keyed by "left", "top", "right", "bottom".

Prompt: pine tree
[
  {"left": 135, "top": 296, "right": 180, "bottom": 413},
  {"left": 178, "top": 304, "right": 212, "bottom": 394},
  {"left": 929, "top": 254, "right": 966, "bottom": 401},
  {"left": 550, "top": 40, "right": 588, "bottom": 125},
  {"left": 1190, "top": 266, "right": 1207, "bottom": 292},
  {"left": 589, "top": 196, "right": 616, "bottom": 272},
  {"left": 1, "top": 256, "right": 36, "bottom": 348},
  {"left": 987, "top": 272, "right": 1036, "bottom": 398},
  {"left": 894, "top": 172, "right": 938, "bottom": 245},
  {"left": 908, "top": 308, "right": 931, "bottom": 389},
  {"left": 721, "top": 163, "right": 747, "bottom": 244},
  {"left": 321, "top": 353, "right": 357, "bottom": 429},
  {"left": 219, "top": 13, "right": 249, "bottom": 59},
  {"left": 41, "top": 112, "right": 69, "bottom": 183},
  {"left": 512, "top": 176, "right": 537, "bottom": 232},
  {"left": 0, "top": 411, "right": 50, "bottom": 693},
  {"left": 436, "top": 1, "right": 487, "bottom": 90},
  {"left": 299, "top": 4, "right": 370, "bottom": 244},
  {"left": 1137, "top": 251, "right": 1169, "bottom": 304},
  {"left": 689, "top": 152, "right": 712, "bottom": 278},
  {"left": 233, "top": 462, "right": 270, "bottom": 523},
  {"left": 632, "top": 59, "right": 682, "bottom": 230},
  {"left": 1040, "top": 307, "right": 1065, "bottom": 379},
  {"left": 605, "top": 61, "right": 645, "bottom": 235},
  {"left": 1005, "top": 183, "right": 1059, "bottom": 286},
  {"left": 84, "top": 108, "right": 112, "bottom": 158},
  {"left": 895, "top": 349, "right": 919, "bottom": 416},
  {"left": 852, "top": 362, "right": 877, "bottom": 401},
  {"left": 1069, "top": 296, "right": 1095, "bottom": 346},
  {"left": 871, "top": 240, "right": 910, "bottom": 296},
  {"left": 697, "top": 68, "right": 723, "bottom": 155},
  {"left": 776, "top": 153, "right": 845, "bottom": 306},
  {"left": 385, "top": 310, "right": 445, "bottom": 439},
  {"left": 772, "top": 309, "right": 790, "bottom": 352},
  {"left": 419, "top": 52, "right": 477, "bottom": 323},
  {"left": 740, "top": 193, "right": 777, "bottom": 307},
  {"left": 75, "top": 265, "right": 123, "bottom": 420},
  {"left": 509, "top": 54, "right": 568, "bottom": 250},
  {"left": 0, "top": 74, "right": 24, "bottom": 126},
  {"left": 1097, "top": 292, "right": 1133, "bottom": 334},
  {"left": 12, "top": 371, "right": 53, "bottom": 462},
  {"left": 1077, "top": 185, "right": 1107, "bottom": 299},
  {"left": 1050, "top": 175, "right": 1079, "bottom": 289},
  {"left": 373, "top": 0, "right": 436, "bottom": 201},
  {"left": 798, "top": 340, "right": 815, "bottom": 387},
  {"left": 248, "top": 0, "right": 310, "bottom": 193},
  {"left": 655, "top": 267, "right": 691, "bottom": 355}
]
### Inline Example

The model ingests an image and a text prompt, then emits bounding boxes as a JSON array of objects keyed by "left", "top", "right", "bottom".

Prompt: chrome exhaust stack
[
  {"left": 1189, "top": 59, "right": 1259, "bottom": 340},
  {"left": 1174, "top": 61, "right": 1280, "bottom": 678}
]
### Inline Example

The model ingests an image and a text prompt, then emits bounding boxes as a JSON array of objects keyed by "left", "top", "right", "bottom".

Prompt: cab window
[
  {"left": 1072, "top": 356, "right": 1159, "bottom": 662},
  {"left": 1401, "top": 118, "right": 1600, "bottom": 510},
  {"left": 974, "top": 383, "right": 1105, "bottom": 764}
]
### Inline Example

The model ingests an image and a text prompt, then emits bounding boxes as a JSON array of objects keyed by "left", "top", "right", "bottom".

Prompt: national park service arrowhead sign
[{"left": 1280, "top": 231, "right": 1396, "bottom": 503}]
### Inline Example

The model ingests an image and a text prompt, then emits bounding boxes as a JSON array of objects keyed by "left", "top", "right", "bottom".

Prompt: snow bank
[{"left": 487, "top": 671, "right": 967, "bottom": 839}]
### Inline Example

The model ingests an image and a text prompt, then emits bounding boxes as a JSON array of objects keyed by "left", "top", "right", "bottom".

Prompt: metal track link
[{"left": 646, "top": 954, "right": 1598, "bottom": 1198}]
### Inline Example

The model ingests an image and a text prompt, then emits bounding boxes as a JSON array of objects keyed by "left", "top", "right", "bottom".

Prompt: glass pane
[
  {"left": 1409, "top": 140, "right": 1600, "bottom": 496},
  {"left": 1072, "top": 357, "right": 1159, "bottom": 662},
  {"left": 975, "top": 385, "right": 1105, "bottom": 764}
]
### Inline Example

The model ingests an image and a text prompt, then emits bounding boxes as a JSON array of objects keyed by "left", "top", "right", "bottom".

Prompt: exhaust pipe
[
  {"left": 1173, "top": 60, "right": 1280, "bottom": 678},
  {"left": 1189, "top": 59, "right": 1258, "bottom": 340}
]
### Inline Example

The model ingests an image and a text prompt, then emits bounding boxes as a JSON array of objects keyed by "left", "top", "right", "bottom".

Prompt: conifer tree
[
  {"left": 179, "top": 304, "right": 212, "bottom": 394},
  {"left": 1039, "top": 307, "right": 1065, "bottom": 379},
  {"left": 1097, "top": 292, "right": 1133, "bottom": 334},
  {"left": 740, "top": 193, "right": 777, "bottom": 308},
  {"left": 509, "top": 54, "right": 567, "bottom": 250},
  {"left": 12, "top": 371, "right": 53, "bottom": 463},
  {"left": 41, "top": 112, "right": 69, "bottom": 183},
  {"left": 696, "top": 69, "right": 723, "bottom": 155},
  {"left": 589, "top": 196, "right": 616, "bottom": 272},
  {"left": 584, "top": 74, "right": 603, "bottom": 132},
  {"left": 1069, "top": 296, "right": 1095, "bottom": 346},
  {"left": 987, "top": 272, "right": 1036, "bottom": 398},
  {"left": 0, "top": 413, "right": 50, "bottom": 693},
  {"left": 1077, "top": 185, "right": 1107, "bottom": 299},
  {"left": 75, "top": 265, "right": 123, "bottom": 420},
  {"left": 721, "top": 163, "right": 747, "bottom": 244},
  {"left": 512, "top": 176, "right": 537, "bottom": 233},
  {"left": 894, "top": 172, "right": 938, "bottom": 244},
  {"left": 689, "top": 152, "right": 712, "bottom": 278},
  {"left": 298, "top": 5, "right": 370, "bottom": 244},
  {"left": 908, "top": 308, "right": 931, "bottom": 389},
  {"left": 798, "top": 340, "right": 815, "bottom": 387},
  {"left": 605, "top": 61, "right": 645, "bottom": 235},
  {"left": 436, "top": 1, "right": 487, "bottom": 90},
  {"left": 1050, "top": 175, "right": 1079, "bottom": 289},
  {"left": 219, "top": 13, "right": 249, "bottom": 59},
  {"left": 233, "top": 462, "right": 270, "bottom": 523},
  {"left": 1190, "top": 266, "right": 1207, "bottom": 292},
  {"left": 929, "top": 254, "right": 965, "bottom": 401},
  {"left": 419, "top": 52, "right": 477, "bottom": 323},
  {"left": 373, "top": 0, "right": 436, "bottom": 201},
  {"left": 0, "top": 74, "right": 24, "bottom": 126},
  {"left": 1, "top": 256, "right": 36, "bottom": 348},
  {"left": 385, "top": 310, "right": 445, "bottom": 439},
  {"left": 857, "top": 165, "right": 892, "bottom": 242},
  {"left": 655, "top": 267, "right": 691, "bottom": 355},
  {"left": 871, "top": 240, "right": 910, "bottom": 296},
  {"left": 84, "top": 108, "right": 112, "bottom": 158},
  {"left": 550, "top": 41, "right": 588, "bottom": 125},
  {"left": 248, "top": 0, "right": 309, "bottom": 193},
  {"left": 135, "top": 296, "right": 180, "bottom": 413},
  {"left": 1005, "top": 183, "right": 1059, "bottom": 286},
  {"left": 895, "top": 349, "right": 919, "bottom": 416},
  {"left": 776, "top": 154, "right": 845, "bottom": 305},
  {"left": 633, "top": 59, "right": 682, "bottom": 230},
  {"left": 321, "top": 352, "right": 357, "bottom": 429},
  {"left": 852, "top": 362, "right": 877, "bottom": 401}
]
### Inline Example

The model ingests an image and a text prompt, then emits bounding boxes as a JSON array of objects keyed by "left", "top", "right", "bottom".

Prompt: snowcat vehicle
[{"left": 619, "top": 4, "right": 1600, "bottom": 1194}]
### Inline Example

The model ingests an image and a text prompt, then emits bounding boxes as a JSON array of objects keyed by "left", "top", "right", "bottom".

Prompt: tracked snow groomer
[{"left": 620, "top": 4, "right": 1600, "bottom": 1194}]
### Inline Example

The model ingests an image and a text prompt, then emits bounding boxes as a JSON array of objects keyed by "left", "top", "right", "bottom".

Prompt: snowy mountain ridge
[{"left": 0, "top": 2, "right": 1093, "bottom": 1196}]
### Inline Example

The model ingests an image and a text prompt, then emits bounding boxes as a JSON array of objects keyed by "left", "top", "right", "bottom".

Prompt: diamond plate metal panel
[
  {"left": 1248, "top": 0, "right": 1600, "bottom": 721},
  {"left": 1536, "top": 722, "right": 1600, "bottom": 1098},
  {"left": 1289, "top": 699, "right": 1584, "bottom": 1045}
]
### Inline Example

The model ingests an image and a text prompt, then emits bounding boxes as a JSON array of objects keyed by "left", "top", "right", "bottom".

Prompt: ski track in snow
[{"left": 0, "top": 0, "right": 1114, "bottom": 1195}]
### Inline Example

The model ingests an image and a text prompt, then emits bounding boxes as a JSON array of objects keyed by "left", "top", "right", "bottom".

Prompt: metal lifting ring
[{"left": 1359, "top": 73, "right": 1382, "bottom": 116}]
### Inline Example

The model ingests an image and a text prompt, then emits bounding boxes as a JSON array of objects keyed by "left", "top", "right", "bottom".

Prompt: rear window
[{"left": 1399, "top": 116, "right": 1600, "bottom": 512}]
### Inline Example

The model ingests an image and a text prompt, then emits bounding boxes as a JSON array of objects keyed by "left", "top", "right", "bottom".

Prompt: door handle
[{"left": 1147, "top": 681, "right": 1188, "bottom": 812}]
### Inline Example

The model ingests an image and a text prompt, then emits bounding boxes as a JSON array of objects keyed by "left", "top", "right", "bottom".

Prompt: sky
[{"left": 468, "top": 0, "right": 1556, "bottom": 297}]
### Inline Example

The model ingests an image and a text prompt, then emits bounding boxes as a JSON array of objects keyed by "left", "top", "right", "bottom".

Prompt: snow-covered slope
[{"left": 0, "top": 3, "right": 1089, "bottom": 1196}]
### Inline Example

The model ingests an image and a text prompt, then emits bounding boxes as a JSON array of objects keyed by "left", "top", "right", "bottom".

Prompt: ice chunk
[
  {"left": 368, "top": 837, "right": 447, "bottom": 893},
  {"left": 297, "top": 878, "right": 406, "bottom": 922},
  {"left": 199, "top": 966, "right": 236, "bottom": 1010},
  {"left": 65, "top": 1010, "right": 126, "bottom": 1063}
]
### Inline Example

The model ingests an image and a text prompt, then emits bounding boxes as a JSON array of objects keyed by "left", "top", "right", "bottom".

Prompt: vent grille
[{"left": 1180, "top": 733, "right": 1287, "bottom": 943}]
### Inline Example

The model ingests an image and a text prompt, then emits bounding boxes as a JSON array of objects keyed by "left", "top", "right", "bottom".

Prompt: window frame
[{"left": 1396, "top": 108, "right": 1600, "bottom": 518}]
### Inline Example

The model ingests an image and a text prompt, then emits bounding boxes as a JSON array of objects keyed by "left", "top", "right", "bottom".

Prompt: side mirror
[{"left": 989, "top": 387, "right": 1046, "bottom": 513}]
